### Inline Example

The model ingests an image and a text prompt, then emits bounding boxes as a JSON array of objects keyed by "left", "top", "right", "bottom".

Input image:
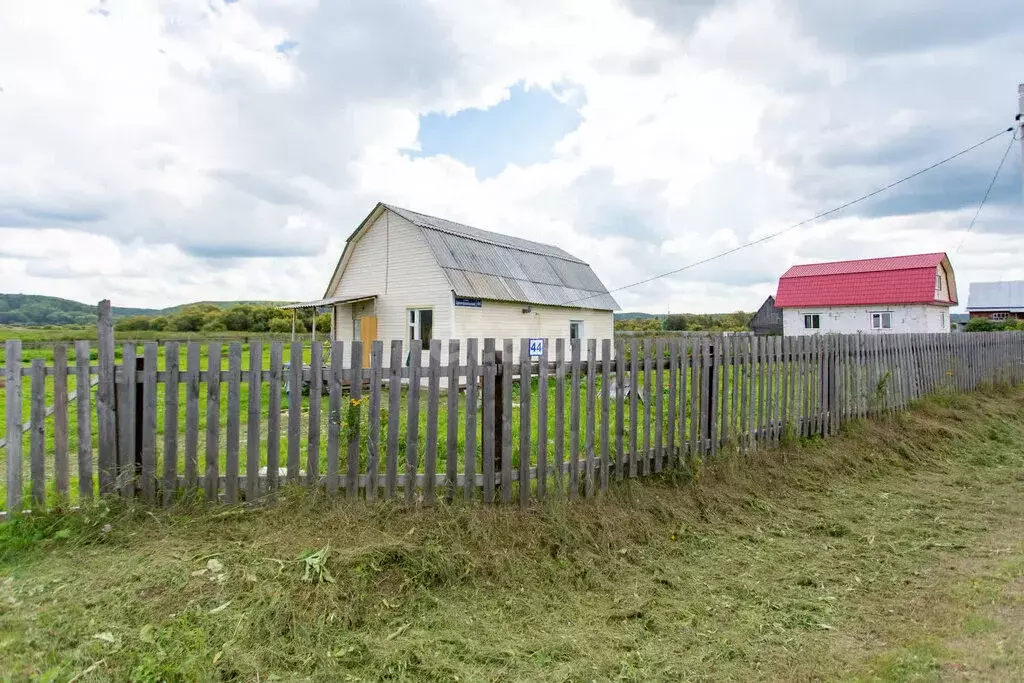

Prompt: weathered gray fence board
[
  {"left": 307, "top": 341, "right": 322, "bottom": 487},
  {"left": 163, "top": 342, "right": 180, "bottom": 504},
  {"left": 267, "top": 342, "right": 282, "bottom": 492},
  {"left": 225, "top": 343, "right": 241, "bottom": 504},
  {"left": 463, "top": 339, "right": 478, "bottom": 502},
  {"left": 554, "top": 339, "right": 566, "bottom": 488},
  {"left": 536, "top": 338, "right": 549, "bottom": 498},
  {"left": 52, "top": 345, "right": 69, "bottom": 501},
  {"left": 615, "top": 338, "right": 626, "bottom": 479},
  {"left": 246, "top": 342, "right": 261, "bottom": 501},
  {"left": 75, "top": 340, "right": 94, "bottom": 502},
  {"left": 629, "top": 339, "right": 639, "bottom": 477},
  {"left": 368, "top": 341, "right": 384, "bottom": 503},
  {"left": 501, "top": 339, "right": 514, "bottom": 504},
  {"left": 482, "top": 339, "right": 496, "bottom": 504},
  {"left": 328, "top": 342, "right": 343, "bottom": 496},
  {"left": 585, "top": 338, "right": 597, "bottom": 496},
  {"left": 386, "top": 341, "right": 401, "bottom": 499},
  {"left": 667, "top": 339, "right": 677, "bottom": 467},
  {"left": 519, "top": 338, "right": 532, "bottom": 506},
  {"left": 445, "top": 340, "right": 459, "bottom": 503},
  {"left": 288, "top": 342, "right": 302, "bottom": 485},
  {"left": 601, "top": 338, "right": 612, "bottom": 491},
  {"left": 185, "top": 343, "right": 201, "bottom": 491},
  {"left": 641, "top": 340, "right": 652, "bottom": 474},
  {"left": 654, "top": 338, "right": 664, "bottom": 472},
  {"left": 348, "top": 341, "right": 364, "bottom": 499},
  {"left": 569, "top": 340, "right": 582, "bottom": 499},
  {"left": 117, "top": 344, "right": 137, "bottom": 499},
  {"left": 204, "top": 343, "right": 221, "bottom": 502},
  {"left": 96, "top": 301, "right": 117, "bottom": 495},
  {"left": 142, "top": 343, "right": 158, "bottom": 503},
  {"left": 424, "top": 340, "right": 441, "bottom": 506},
  {"left": 30, "top": 360, "right": 46, "bottom": 508}
]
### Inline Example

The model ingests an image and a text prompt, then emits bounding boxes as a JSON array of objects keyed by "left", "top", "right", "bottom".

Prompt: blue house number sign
[{"left": 528, "top": 338, "right": 545, "bottom": 358}]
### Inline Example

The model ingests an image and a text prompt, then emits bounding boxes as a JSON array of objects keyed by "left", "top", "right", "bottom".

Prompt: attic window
[{"left": 936, "top": 274, "right": 942, "bottom": 291}]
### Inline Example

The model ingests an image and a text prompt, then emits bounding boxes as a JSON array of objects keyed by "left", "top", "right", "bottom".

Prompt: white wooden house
[{"left": 291, "top": 203, "right": 618, "bottom": 366}]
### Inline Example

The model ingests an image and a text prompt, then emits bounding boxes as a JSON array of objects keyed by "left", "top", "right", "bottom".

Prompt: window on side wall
[
  {"left": 871, "top": 312, "right": 892, "bottom": 329},
  {"left": 803, "top": 314, "right": 820, "bottom": 329},
  {"left": 569, "top": 320, "right": 583, "bottom": 344},
  {"left": 408, "top": 308, "right": 433, "bottom": 342},
  {"left": 991, "top": 312, "right": 1008, "bottom": 321},
  {"left": 936, "top": 274, "right": 942, "bottom": 291}
]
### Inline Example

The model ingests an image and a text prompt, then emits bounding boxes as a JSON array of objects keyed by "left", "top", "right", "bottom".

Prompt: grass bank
[{"left": 2, "top": 388, "right": 1023, "bottom": 681}]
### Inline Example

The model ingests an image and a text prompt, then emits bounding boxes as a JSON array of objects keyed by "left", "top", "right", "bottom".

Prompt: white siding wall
[
  {"left": 454, "top": 301, "right": 614, "bottom": 363},
  {"left": 329, "top": 210, "right": 454, "bottom": 366},
  {"left": 782, "top": 304, "right": 951, "bottom": 336}
]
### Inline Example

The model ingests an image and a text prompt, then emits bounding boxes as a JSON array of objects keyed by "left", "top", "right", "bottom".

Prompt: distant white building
[
  {"left": 774, "top": 253, "right": 957, "bottom": 336},
  {"left": 288, "top": 203, "right": 618, "bottom": 366}
]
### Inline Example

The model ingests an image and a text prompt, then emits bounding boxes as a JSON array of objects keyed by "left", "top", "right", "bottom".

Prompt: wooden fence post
[
  {"left": 4, "top": 340, "right": 23, "bottom": 514},
  {"left": 96, "top": 300, "right": 117, "bottom": 495}
]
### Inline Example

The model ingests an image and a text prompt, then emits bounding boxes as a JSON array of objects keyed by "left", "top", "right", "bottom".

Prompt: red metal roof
[{"left": 775, "top": 253, "right": 954, "bottom": 308}]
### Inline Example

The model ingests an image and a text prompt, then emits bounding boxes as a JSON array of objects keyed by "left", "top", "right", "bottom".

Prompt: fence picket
[
  {"left": 185, "top": 343, "right": 201, "bottom": 493},
  {"left": 52, "top": 345, "right": 69, "bottom": 502},
  {"left": 369, "top": 341, "right": 384, "bottom": 502},
  {"left": 348, "top": 341, "right": 364, "bottom": 499},
  {"left": 615, "top": 338, "right": 626, "bottom": 479},
  {"left": 641, "top": 340, "right": 652, "bottom": 474},
  {"left": 75, "top": 340, "right": 93, "bottom": 502},
  {"left": 204, "top": 343, "right": 221, "bottom": 501},
  {"left": 482, "top": 339, "right": 496, "bottom": 504},
  {"left": 501, "top": 339, "right": 514, "bottom": 504},
  {"left": 654, "top": 339, "right": 664, "bottom": 472},
  {"left": 677, "top": 340, "right": 688, "bottom": 464},
  {"left": 445, "top": 340, "right": 459, "bottom": 503},
  {"left": 601, "top": 338, "right": 611, "bottom": 490},
  {"left": 629, "top": 339, "right": 639, "bottom": 477},
  {"left": 225, "top": 343, "right": 241, "bottom": 504},
  {"left": 246, "top": 342, "right": 262, "bottom": 501},
  {"left": 308, "top": 341, "right": 322, "bottom": 488},
  {"left": 689, "top": 339, "right": 700, "bottom": 459},
  {"left": 667, "top": 339, "right": 677, "bottom": 468},
  {"left": 386, "top": 341, "right": 401, "bottom": 499},
  {"left": 569, "top": 340, "right": 581, "bottom": 499},
  {"left": 464, "top": 339, "right": 478, "bottom": 502},
  {"left": 424, "top": 340, "right": 441, "bottom": 506},
  {"left": 117, "top": 344, "right": 137, "bottom": 499},
  {"left": 95, "top": 302, "right": 116, "bottom": 495},
  {"left": 519, "top": 338, "right": 532, "bottom": 506},
  {"left": 30, "top": 359, "right": 46, "bottom": 508},
  {"left": 288, "top": 342, "right": 302, "bottom": 485},
  {"left": 554, "top": 339, "right": 566, "bottom": 490},
  {"left": 267, "top": 342, "right": 283, "bottom": 493},
  {"left": 142, "top": 343, "right": 158, "bottom": 503},
  {"left": 585, "top": 338, "right": 597, "bottom": 496},
  {"left": 327, "top": 342, "right": 343, "bottom": 496},
  {"left": 536, "top": 338, "right": 549, "bottom": 498}
]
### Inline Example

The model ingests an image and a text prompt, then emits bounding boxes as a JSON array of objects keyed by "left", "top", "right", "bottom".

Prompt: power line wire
[
  {"left": 564, "top": 125, "right": 1015, "bottom": 308},
  {"left": 954, "top": 131, "right": 1017, "bottom": 253}
]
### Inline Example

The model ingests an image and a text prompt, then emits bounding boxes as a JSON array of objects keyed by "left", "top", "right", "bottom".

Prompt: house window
[
  {"left": 871, "top": 312, "right": 892, "bottom": 330},
  {"left": 408, "top": 308, "right": 433, "bottom": 341},
  {"left": 991, "top": 312, "right": 1008, "bottom": 321},
  {"left": 936, "top": 274, "right": 942, "bottom": 291},
  {"left": 941, "top": 312, "right": 946, "bottom": 328},
  {"left": 569, "top": 320, "right": 584, "bottom": 343},
  {"left": 803, "top": 314, "right": 820, "bottom": 329}
]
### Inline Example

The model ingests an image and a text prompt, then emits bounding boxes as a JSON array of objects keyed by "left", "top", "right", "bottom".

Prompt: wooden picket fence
[{"left": 2, "top": 301, "right": 1023, "bottom": 517}]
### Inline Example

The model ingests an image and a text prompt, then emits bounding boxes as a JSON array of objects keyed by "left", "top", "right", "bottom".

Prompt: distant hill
[{"left": 0, "top": 293, "right": 290, "bottom": 326}]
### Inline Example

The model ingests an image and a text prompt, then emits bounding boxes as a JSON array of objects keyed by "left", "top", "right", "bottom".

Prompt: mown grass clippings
[{"left": 0, "top": 388, "right": 1022, "bottom": 681}]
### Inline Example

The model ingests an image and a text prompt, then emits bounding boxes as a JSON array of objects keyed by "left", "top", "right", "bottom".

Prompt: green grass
[{"left": 1, "top": 388, "right": 1022, "bottom": 680}]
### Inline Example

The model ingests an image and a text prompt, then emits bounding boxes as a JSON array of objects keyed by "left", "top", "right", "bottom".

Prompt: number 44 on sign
[{"left": 528, "top": 338, "right": 545, "bottom": 359}]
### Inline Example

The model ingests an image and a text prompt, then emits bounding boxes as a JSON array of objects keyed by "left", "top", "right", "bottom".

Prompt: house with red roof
[{"left": 774, "top": 253, "right": 957, "bottom": 336}]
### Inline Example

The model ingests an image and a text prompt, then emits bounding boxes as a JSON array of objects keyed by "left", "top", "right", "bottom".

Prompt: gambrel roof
[{"left": 325, "top": 203, "right": 619, "bottom": 311}]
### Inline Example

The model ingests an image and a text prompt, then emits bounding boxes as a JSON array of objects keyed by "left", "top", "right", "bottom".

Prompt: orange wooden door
[{"left": 359, "top": 316, "right": 377, "bottom": 365}]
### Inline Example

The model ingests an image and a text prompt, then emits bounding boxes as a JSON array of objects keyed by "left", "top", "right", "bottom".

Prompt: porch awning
[{"left": 280, "top": 294, "right": 376, "bottom": 310}]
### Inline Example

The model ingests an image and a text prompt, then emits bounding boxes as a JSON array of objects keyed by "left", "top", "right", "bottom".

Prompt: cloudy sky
[{"left": 1, "top": 0, "right": 1022, "bottom": 313}]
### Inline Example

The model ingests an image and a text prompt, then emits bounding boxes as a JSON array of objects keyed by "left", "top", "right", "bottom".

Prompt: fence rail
[{"left": 2, "top": 301, "right": 1022, "bottom": 517}]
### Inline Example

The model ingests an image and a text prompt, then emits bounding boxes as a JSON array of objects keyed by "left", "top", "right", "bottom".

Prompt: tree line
[
  {"left": 614, "top": 311, "right": 753, "bottom": 333},
  {"left": 115, "top": 303, "right": 330, "bottom": 334}
]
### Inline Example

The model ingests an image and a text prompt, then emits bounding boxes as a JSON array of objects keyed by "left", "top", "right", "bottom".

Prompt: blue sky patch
[{"left": 410, "top": 83, "right": 582, "bottom": 179}]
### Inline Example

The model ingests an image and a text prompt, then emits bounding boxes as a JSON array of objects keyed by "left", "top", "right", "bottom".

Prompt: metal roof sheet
[
  {"left": 386, "top": 204, "right": 618, "bottom": 311},
  {"left": 780, "top": 253, "right": 946, "bottom": 278},
  {"left": 966, "top": 281, "right": 1024, "bottom": 311}
]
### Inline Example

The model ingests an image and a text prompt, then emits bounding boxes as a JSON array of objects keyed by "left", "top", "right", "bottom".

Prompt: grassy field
[
  {"left": 3, "top": 339, "right": 808, "bottom": 510},
  {"left": 0, "top": 387, "right": 1021, "bottom": 680}
]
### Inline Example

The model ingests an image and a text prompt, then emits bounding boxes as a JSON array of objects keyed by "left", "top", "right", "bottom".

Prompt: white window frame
[
  {"left": 803, "top": 313, "right": 820, "bottom": 330},
  {"left": 936, "top": 274, "right": 942, "bottom": 291},
  {"left": 991, "top": 312, "right": 1008, "bottom": 321},
  {"left": 569, "top": 320, "right": 584, "bottom": 343},
  {"left": 407, "top": 307, "right": 433, "bottom": 341},
  {"left": 871, "top": 311, "right": 892, "bottom": 330}
]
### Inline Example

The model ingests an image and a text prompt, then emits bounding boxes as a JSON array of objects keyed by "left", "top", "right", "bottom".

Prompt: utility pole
[{"left": 1018, "top": 83, "right": 1024, "bottom": 199}]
